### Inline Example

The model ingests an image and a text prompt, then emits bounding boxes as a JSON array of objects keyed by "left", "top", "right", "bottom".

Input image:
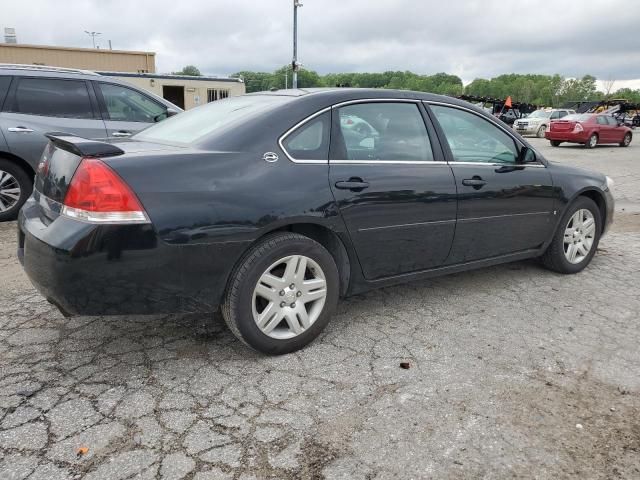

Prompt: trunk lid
[{"left": 550, "top": 120, "right": 576, "bottom": 132}]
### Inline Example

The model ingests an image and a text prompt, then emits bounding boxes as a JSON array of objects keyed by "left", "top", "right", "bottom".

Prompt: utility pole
[
  {"left": 292, "top": 0, "right": 303, "bottom": 89},
  {"left": 84, "top": 31, "right": 101, "bottom": 48}
]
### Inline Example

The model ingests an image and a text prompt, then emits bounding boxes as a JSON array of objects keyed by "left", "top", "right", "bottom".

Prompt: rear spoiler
[{"left": 45, "top": 133, "right": 125, "bottom": 158}]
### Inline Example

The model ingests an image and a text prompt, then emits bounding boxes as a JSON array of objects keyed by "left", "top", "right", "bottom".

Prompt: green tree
[{"left": 173, "top": 65, "right": 201, "bottom": 76}]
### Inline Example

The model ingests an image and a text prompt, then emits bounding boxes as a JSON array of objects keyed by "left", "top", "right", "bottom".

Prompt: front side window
[
  {"left": 431, "top": 105, "right": 518, "bottom": 164},
  {"left": 333, "top": 102, "right": 433, "bottom": 161},
  {"left": 12, "top": 78, "right": 93, "bottom": 118},
  {"left": 596, "top": 116, "right": 608, "bottom": 125},
  {"left": 97, "top": 83, "right": 166, "bottom": 123},
  {"left": 282, "top": 111, "right": 330, "bottom": 160}
]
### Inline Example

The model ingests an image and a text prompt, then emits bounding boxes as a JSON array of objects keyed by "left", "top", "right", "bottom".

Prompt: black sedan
[{"left": 18, "top": 89, "right": 614, "bottom": 354}]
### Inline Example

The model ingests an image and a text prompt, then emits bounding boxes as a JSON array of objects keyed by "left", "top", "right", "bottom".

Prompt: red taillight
[
  {"left": 62, "top": 158, "right": 149, "bottom": 223},
  {"left": 573, "top": 123, "right": 584, "bottom": 133}
]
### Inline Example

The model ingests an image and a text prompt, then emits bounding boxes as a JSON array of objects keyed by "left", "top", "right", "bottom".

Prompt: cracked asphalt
[{"left": 1, "top": 138, "right": 639, "bottom": 479}]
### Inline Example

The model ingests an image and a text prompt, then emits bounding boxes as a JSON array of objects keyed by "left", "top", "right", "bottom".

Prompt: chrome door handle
[
  {"left": 7, "top": 126, "right": 34, "bottom": 133},
  {"left": 462, "top": 177, "right": 487, "bottom": 189},
  {"left": 112, "top": 131, "right": 132, "bottom": 137},
  {"left": 335, "top": 177, "right": 370, "bottom": 191}
]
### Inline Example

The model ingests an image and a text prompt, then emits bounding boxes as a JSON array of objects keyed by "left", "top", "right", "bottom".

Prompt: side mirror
[
  {"left": 166, "top": 108, "right": 180, "bottom": 118},
  {"left": 518, "top": 146, "right": 537, "bottom": 164}
]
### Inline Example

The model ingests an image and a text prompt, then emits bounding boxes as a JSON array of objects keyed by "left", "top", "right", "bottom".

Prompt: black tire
[
  {"left": 585, "top": 133, "right": 598, "bottom": 149},
  {"left": 222, "top": 232, "right": 339, "bottom": 355},
  {"left": 0, "top": 158, "right": 33, "bottom": 222},
  {"left": 536, "top": 125, "right": 547, "bottom": 138},
  {"left": 620, "top": 133, "right": 632, "bottom": 147},
  {"left": 540, "top": 196, "right": 601, "bottom": 274},
  {"left": 550, "top": 140, "right": 562, "bottom": 147}
]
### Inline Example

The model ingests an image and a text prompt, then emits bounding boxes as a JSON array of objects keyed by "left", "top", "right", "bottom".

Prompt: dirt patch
[{"left": 499, "top": 372, "right": 640, "bottom": 479}]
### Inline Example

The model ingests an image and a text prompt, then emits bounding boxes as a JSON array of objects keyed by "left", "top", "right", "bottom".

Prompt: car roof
[{"left": 248, "top": 87, "right": 473, "bottom": 107}]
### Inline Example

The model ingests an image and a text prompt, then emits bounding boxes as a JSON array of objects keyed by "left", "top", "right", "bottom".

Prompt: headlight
[{"left": 605, "top": 176, "right": 614, "bottom": 190}]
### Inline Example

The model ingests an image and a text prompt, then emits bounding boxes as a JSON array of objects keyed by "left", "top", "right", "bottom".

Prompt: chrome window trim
[
  {"left": 424, "top": 100, "right": 547, "bottom": 168},
  {"left": 278, "top": 106, "right": 332, "bottom": 164},
  {"left": 331, "top": 160, "right": 448, "bottom": 166},
  {"left": 447, "top": 161, "right": 546, "bottom": 168}
]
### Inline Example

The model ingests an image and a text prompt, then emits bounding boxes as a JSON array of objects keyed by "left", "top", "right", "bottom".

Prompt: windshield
[
  {"left": 564, "top": 114, "right": 593, "bottom": 122},
  {"left": 528, "top": 110, "right": 552, "bottom": 119},
  {"left": 134, "top": 95, "right": 290, "bottom": 145}
]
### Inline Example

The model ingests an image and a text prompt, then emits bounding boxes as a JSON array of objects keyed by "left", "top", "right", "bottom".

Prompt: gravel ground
[{"left": 0, "top": 137, "right": 639, "bottom": 479}]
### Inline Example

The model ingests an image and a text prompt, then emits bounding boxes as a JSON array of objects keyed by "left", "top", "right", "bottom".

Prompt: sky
[{"left": 2, "top": 0, "right": 640, "bottom": 88}]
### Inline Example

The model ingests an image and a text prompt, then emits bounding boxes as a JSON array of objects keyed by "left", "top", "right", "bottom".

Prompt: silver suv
[
  {"left": 513, "top": 108, "right": 575, "bottom": 138},
  {"left": 0, "top": 64, "right": 182, "bottom": 221}
]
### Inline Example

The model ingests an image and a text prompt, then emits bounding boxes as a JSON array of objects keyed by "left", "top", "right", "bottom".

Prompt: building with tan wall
[
  {"left": 101, "top": 72, "right": 246, "bottom": 110},
  {"left": 0, "top": 43, "right": 155, "bottom": 73}
]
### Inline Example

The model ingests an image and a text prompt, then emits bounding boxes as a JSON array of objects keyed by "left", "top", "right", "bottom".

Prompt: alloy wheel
[
  {"left": 0, "top": 170, "right": 21, "bottom": 212},
  {"left": 563, "top": 209, "right": 596, "bottom": 264},
  {"left": 252, "top": 255, "right": 327, "bottom": 339},
  {"left": 624, "top": 134, "right": 631, "bottom": 146},
  {"left": 589, "top": 134, "right": 598, "bottom": 148}
]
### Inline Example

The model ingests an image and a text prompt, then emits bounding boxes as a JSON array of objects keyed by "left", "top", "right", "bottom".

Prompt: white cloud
[{"left": 2, "top": 0, "right": 639, "bottom": 83}]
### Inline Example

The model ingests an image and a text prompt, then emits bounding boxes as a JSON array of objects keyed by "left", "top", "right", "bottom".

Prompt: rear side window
[
  {"left": 333, "top": 102, "right": 433, "bottom": 162},
  {"left": 97, "top": 83, "right": 166, "bottom": 123},
  {"left": 282, "top": 111, "right": 330, "bottom": 161},
  {"left": 0, "top": 76, "right": 11, "bottom": 109},
  {"left": 11, "top": 78, "right": 93, "bottom": 119}
]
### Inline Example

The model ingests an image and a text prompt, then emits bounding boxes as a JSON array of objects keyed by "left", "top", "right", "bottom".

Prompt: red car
[{"left": 545, "top": 113, "right": 633, "bottom": 148}]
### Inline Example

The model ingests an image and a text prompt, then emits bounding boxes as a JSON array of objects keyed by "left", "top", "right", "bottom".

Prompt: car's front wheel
[
  {"left": 222, "top": 232, "right": 339, "bottom": 354},
  {"left": 620, "top": 133, "right": 632, "bottom": 147},
  {"left": 0, "top": 159, "right": 32, "bottom": 222},
  {"left": 540, "top": 196, "right": 601, "bottom": 274},
  {"left": 536, "top": 125, "right": 547, "bottom": 138}
]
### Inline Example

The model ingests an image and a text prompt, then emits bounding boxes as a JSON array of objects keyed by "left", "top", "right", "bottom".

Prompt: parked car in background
[
  {"left": 513, "top": 108, "right": 575, "bottom": 137},
  {"left": 546, "top": 113, "right": 633, "bottom": 148},
  {"left": 0, "top": 64, "right": 182, "bottom": 221},
  {"left": 18, "top": 89, "right": 614, "bottom": 354}
]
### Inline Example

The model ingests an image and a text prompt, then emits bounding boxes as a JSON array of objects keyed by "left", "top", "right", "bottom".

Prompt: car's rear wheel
[
  {"left": 536, "top": 125, "right": 547, "bottom": 138},
  {"left": 540, "top": 196, "right": 601, "bottom": 274},
  {"left": 585, "top": 133, "right": 598, "bottom": 149},
  {"left": 620, "top": 133, "right": 632, "bottom": 147},
  {"left": 222, "top": 232, "right": 339, "bottom": 354},
  {"left": 550, "top": 140, "right": 562, "bottom": 147},
  {"left": 0, "top": 159, "right": 32, "bottom": 222}
]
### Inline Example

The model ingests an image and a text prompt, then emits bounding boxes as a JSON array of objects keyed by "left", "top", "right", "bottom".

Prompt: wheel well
[
  {"left": 270, "top": 223, "right": 352, "bottom": 297},
  {"left": 579, "top": 190, "right": 606, "bottom": 232},
  {"left": 0, "top": 151, "right": 36, "bottom": 179}
]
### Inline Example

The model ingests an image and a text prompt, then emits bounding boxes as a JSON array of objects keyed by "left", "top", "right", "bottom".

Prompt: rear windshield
[
  {"left": 564, "top": 114, "right": 593, "bottom": 122},
  {"left": 134, "top": 95, "right": 289, "bottom": 145}
]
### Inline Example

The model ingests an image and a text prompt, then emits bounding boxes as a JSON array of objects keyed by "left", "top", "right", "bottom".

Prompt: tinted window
[
  {"left": 596, "top": 116, "right": 608, "bottom": 125},
  {"left": 334, "top": 103, "right": 433, "bottom": 161},
  {"left": 283, "top": 111, "right": 330, "bottom": 160},
  {"left": 606, "top": 116, "right": 619, "bottom": 126},
  {"left": 0, "top": 76, "right": 11, "bottom": 108},
  {"left": 97, "top": 83, "right": 166, "bottom": 123},
  {"left": 12, "top": 78, "right": 93, "bottom": 118},
  {"left": 135, "top": 95, "right": 288, "bottom": 145},
  {"left": 431, "top": 105, "right": 518, "bottom": 164}
]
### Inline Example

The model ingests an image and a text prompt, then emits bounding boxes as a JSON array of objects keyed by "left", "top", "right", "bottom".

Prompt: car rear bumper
[
  {"left": 18, "top": 196, "right": 247, "bottom": 316},
  {"left": 545, "top": 131, "right": 589, "bottom": 143}
]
